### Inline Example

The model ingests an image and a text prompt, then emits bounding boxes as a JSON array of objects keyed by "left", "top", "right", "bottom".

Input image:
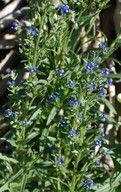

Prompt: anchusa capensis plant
[{"left": 1, "top": 0, "right": 121, "bottom": 191}]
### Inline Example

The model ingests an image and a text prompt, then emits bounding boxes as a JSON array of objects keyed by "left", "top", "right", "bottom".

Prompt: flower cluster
[
  {"left": 100, "top": 113, "right": 107, "bottom": 122},
  {"left": 106, "top": 79, "right": 113, "bottom": 86},
  {"left": 56, "top": 68, "right": 64, "bottom": 77},
  {"left": 58, "top": 157, "right": 63, "bottom": 165},
  {"left": 12, "top": 113, "right": 18, "bottom": 117},
  {"left": 69, "top": 97, "right": 79, "bottom": 105},
  {"left": 46, "top": 93, "right": 60, "bottom": 102},
  {"left": 69, "top": 129, "right": 77, "bottom": 138},
  {"left": 83, "top": 179, "right": 95, "bottom": 191},
  {"left": 61, "top": 120, "right": 66, "bottom": 127},
  {"left": 99, "top": 131, "right": 105, "bottom": 137},
  {"left": 50, "top": 146, "right": 57, "bottom": 151},
  {"left": 5, "top": 110, "right": 11, "bottom": 116},
  {"left": 86, "top": 62, "right": 99, "bottom": 73},
  {"left": 28, "top": 28, "right": 39, "bottom": 36},
  {"left": 11, "top": 22, "right": 19, "bottom": 30},
  {"left": 68, "top": 80, "right": 74, "bottom": 88},
  {"left": 7, "top": 80, "right": 16, "bottom": 85},
  {"left": 60, "top": 4, "right": 69, "bottom": 14},
  {"left": 100, "top": 70, "right": 110, "bottom": 77},
  {"left": 90, "top": 81, "right": 95, "bottom": 91},
  {"left": 30, "top": 66, "right": 38, "bottom": 73},
  {"left": 99, "top": 87, "right": 106, "bottom": 96},
  {"left": 5, "top": 110, "right": 18, "bottom": 118},
  {"left": 99, "top": 43, "right": 108, "bottom": 53},
  {"left": 95, "top": 138, "right": 101, "bottom": 146}
]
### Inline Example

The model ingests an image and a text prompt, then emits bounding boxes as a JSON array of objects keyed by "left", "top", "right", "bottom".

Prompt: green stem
[{"left": 32, "top": 10, "right": 47, "bottom": 67}]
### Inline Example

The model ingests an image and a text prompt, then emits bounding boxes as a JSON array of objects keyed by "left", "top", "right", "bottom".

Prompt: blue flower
[
  {"left": 22, "top": 120, "right": 26, "bottom": 124},
  {"left": 69, "top": 80, "right": 74, "bottom": 87},
  {"left": 90, "top": 81, "right": 94, "bottom": 85},
  {"left": 100, "top": 70, "right": 105, "bottom": 77},
  {"left": 104, "top": 46, "right": 108, "bottom": 52},
  {"left": 96, "top": 64, "right": 99, "bottom": 68},
  {"left": 36, "top": 29, "right": 39, "bottom": 33},
  {"left": 83, "top": 179, "right": 88, "bottom": 184},
  {"left": 11, "top": 22, "right": 19, "bottom": 30},
  {"left": 58, "top": 157, "right": 63, "bottom": 165},
  {"left": 6, "top": 110, "right": 11, "bottom": 116},
  {"left": 12, "top": 113, "right": 18, "bottom": 117},
  {"left": 102, "top": 133, "right": 105, "bottom": 137},
  {"left": 7, "top": 80, "right": 11, "bottom": 83},
  {"left": 106, "top": 80, "right": 113, "bottom": 86},
  {"left": 79, "top": 112, "right": 83, "bottom": 121},
  {"left": 60, "top": 4, "right": 69, "bottom": 14},
  {"left": 53, "top": 93, "right": 60, "bottom": 98},
  {"left": 28, "top": 28, "right": 38, "bottom": 36},
  {"left": 30, "top": 66, "right": 38, "bottom": 73},
  {"left": 100, "top": 92, "right": 105, "bottom": 96},
  {"left": 99, "top": 126, "right": 103, "bottom": 129},
  {"left": 56, "top": 68, "right": 60, "bottom": 72},
  {"left": 99, "top": 131, "right": 103, "bottom": 136},
  {"left": 99, "top": 87, "right": 104, "bottom": 92},
  {"left": 103, "top": 151, "right": 109, "bottom": 155},
  {"left": 89, "top": 181, "right": 95, "bottom": 187},
  {"left": 76, "top": 85, "right": 79, "bottom": 89},
  {"left": 87, "top": 68, "right": 91, "bottom": 73},
  {"left": 99, "top": 43, "right": 104, "bottom": 48},
  {"left": 90, "top": 86, "right": 95, "bottom": 91},
  {"left": 97, "top": 56, "right": 101, "bottom": 62},
  {"left": 96, "top": 160, "right": 101, "bottom": 165},
  {"left": 93, "top": 52, "right": 97, "bottom": 57},
  {"left": 95, "top": 140, "right": 100, "bottom": 146},
  {"left": 32, "top": 31, "right": 37, "bottom": 36},
  {"left": 86, "top": 187, "right": 90, "bottom": 191},
  {"left": 59, "top": 72, "right": 64, "bottom": 77},
  {"left": 28, "top": 27, "right": 34, "bottom": 32},
  {"left": 61, "top": 120, "right": 66, "bottom": 127},
  {"left": 12, "top": 81, "right": 16, "bottom": 85},
  {"left": 46, "top": 97, "right": 50, "bottom": 102},
  {"left": 69, "top": 133, "right": 73, "bottom": 137},
  {"left": 83, "top": 85, "right": 86, "bottom": 89},
  {"left": 97, "top": 138, "right": 102, "bottom": 142},
  {"left": 50, "top": 146, "right": 57, "bottom": 151},
  {"left": 73, "top": 130, "right": 77, "bottom": 134},
  {"left": 106, "top": 70, "right": 110, "bottom": 75},
  {"left": 100, "top": 113, "right": 105, "bottom": 117},
  {"left": 69, "top": 97, "right": 74, "bottom": 101},
  {"left": 74, "top": 100, "right": 79, "bottom": 105},
  {"left": 102, "top": 117, "right": 107, "bottom": 122},
  {"left": 8, "top": 70, "right": 12, "bottom": 75},
  {"left": 91, "top": 62, "right": 95, "bottom": 67},
  {"left": 87, "top": 62, "right": 91, "bottom": 68}
]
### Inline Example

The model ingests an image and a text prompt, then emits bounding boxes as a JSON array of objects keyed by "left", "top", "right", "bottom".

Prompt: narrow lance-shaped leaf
[{"left": 46, "top": 106, "right": 57, "bottom": 125}]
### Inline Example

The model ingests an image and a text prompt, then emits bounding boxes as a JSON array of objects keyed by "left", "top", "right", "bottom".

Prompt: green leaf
[
  {"left": 0, "top": 153, "right": 18, "bottom": 164},
  {"left": 29, "top": 108, "right": 41, "bottom": 124},
  {"left": 20, "top": 174, "right": 27, "bottom": 192},
  {"left": 47, "top": 70, "right": 55, "bottom": 81},
  {"left": 46, "top": 107, "right": 57, "bottom": 125},
  {"left": 0, "top": 138, "right": 17, "bottom": 147},
  {"left": 0, "top": 122, "right": 9, "bottom": 130},
  {"left": 110, "top": 58, "right": 121, "bottom": 66},
  {"left": 0, "top": 168, "right": 25, "bottom": 192},
  {"left": 100, "top": 98, "right": 117, "bottom": 115},
  {"left": 109, "top": 74, "right": 121, "bottom": 79}
]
